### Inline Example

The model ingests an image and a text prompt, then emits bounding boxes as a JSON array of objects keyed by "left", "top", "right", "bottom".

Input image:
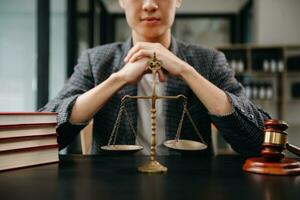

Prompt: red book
[
  {"left": 0, "top": 145, "right": 59, "bottom": 171},
  {"left": 0, "top": 112, "right": 57, "bottom": 126},
  {"left": 0, "top": 134, "right": 58, "bottom": 152},
  {"left": 0, "top": 123, "right": 57, "bottom": 139}
]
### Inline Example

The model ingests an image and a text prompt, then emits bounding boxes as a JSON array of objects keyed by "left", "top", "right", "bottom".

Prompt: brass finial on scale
[{"left": 101, "top": 52, "right": 207, "bottom": 173}]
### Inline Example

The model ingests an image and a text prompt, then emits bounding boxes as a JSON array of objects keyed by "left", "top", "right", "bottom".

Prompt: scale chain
[
  {"left": 123, "top": 106, "right": 139, "bottom": 142},
  {"left": 107, "top": 100, "right": 126, "bottom": 146},
  {"left": 175, "top": 97, "right": 207, "bottom": 145},
  {"left": 107, "top": 97, "right": 140, "bottom": 146},
  {"left": 175, "top": 98, "right": 188, "bottom": 141},
  {"left": 185, "top": 109, "right": 207, "bottom": 145}
]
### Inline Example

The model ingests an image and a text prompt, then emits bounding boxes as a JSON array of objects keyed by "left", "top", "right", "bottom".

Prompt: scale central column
[
  {"left": 150, "top": 106, "right": 156, "bottom": 162},
  {"left": 138, "top": 70, "right": 167, "bottom": 173}
]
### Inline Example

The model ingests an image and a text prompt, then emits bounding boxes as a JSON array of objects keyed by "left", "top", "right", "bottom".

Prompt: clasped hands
[{"left": 118, "top": 42, "right": 190, "bottom": 84}]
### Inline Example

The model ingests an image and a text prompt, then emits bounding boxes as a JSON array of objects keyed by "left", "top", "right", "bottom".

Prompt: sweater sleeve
[
  {"left": 39, "top": 50, "right": 94, "bottom": 149},
  {"left": 208, "top": 51, "right": 271, "bottom": 156}
]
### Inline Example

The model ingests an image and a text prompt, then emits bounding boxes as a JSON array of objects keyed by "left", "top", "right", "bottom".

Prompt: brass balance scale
[{"left": 101, "top": 53, "right": 207, "bottom": 173}]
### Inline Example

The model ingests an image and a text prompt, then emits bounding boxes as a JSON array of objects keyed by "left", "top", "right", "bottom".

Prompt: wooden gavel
[
  {"left": 243, "top": 119, "right": 300, "bottom": 175},
  {"left": 261, "top": 119, "right": 300, "bottom": 161}
]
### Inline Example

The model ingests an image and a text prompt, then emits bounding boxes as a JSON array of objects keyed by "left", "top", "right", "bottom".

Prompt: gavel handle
[{"left": 286, "top": 143, "right": 300, "bottom": 157}]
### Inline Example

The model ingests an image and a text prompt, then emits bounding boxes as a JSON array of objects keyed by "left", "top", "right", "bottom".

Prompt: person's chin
[{"left": 139, "top": 28, "right": 165, "bottom": 39}]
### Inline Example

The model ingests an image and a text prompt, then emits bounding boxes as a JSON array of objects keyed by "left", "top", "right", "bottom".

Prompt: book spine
[
  {"left": 0, "top": 160, "right": 59, "bottom": 172},
  {"left": 0, "top": 123, "right": 57, "bottom": 129},
  {"left": 0, "top": 134, "right": 57, "bottom": 143},
  {"left": 0, "top": 133, "right": 57, "bottom": 140},
  {"left": 0, "top": 112, "right": 56, "bottom": 115},
  {"left": 0, "top": 144, "right": 59, "bottom": 155}
]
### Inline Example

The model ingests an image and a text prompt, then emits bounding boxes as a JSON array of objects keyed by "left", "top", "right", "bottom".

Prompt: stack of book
[{"left": 0, "top": 112, "right": 59, "bottom": 171}]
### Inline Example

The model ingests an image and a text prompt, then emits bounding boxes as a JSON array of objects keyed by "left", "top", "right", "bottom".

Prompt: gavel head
[{"left": 261, "top": 119, "right": 288, "bottom": 161}]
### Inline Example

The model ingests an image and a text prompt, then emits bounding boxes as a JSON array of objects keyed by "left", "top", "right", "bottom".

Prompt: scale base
[
  {"left": 243, "top": 157, "right": 300, "bottom": 175},
  {"left": 138, "top": 160, "right": 167, "bottom": 173}
]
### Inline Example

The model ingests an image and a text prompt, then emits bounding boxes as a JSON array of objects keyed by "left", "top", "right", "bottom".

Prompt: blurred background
[{"left": 0, "top": 0, "right": 299, "bottom": 154}]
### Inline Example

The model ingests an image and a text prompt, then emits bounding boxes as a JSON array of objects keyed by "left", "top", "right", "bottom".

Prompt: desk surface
[{"left": 0, "top": 155, "right": 299, "bottom": 200}]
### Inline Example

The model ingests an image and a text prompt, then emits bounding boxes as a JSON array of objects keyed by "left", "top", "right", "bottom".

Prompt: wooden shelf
[
  {"left": 285, "top": 99, "right": 300, "bottom": 103},
  {"left": 250, "top": 71, "right": 282, "bottom": 76},
  {"left": 217, "top": 44, "right": 300, "bottom": 121},
  {"left": 217, "top": 44, "right": 300, "bottom": 49},
  {"left": 286, "top": 71, "right": 300, "bottom": 76},
  {"left": 252, "top": 99, "right": 278, "bottom": 103},
  {"left": 287, "top": 122, "right": 300, "bottom": 127}
]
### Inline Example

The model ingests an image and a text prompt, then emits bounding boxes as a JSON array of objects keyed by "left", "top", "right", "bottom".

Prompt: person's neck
[{"left": 132, "top": 31, "right": 171, "bottom": 49}]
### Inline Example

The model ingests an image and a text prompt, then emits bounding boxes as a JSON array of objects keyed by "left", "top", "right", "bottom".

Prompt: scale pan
[
  {"left": 101, "top": 145, "right": 143, "bottom": 153},
  {"left": 164, "top": 139, "right": 207, "bottom": 151}
]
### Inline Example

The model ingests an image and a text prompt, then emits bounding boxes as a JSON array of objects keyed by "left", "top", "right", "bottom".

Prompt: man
[{"left": 40, "top": 0, "right": 270, "bottom": 156}]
